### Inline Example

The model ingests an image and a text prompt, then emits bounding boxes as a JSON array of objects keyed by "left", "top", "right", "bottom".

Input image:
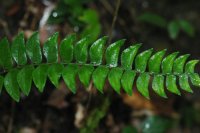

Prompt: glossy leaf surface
[
  {"left": 26, "top": 32, "right": 42, "bottom": 64},
  {"left": 108, "top": 68, "right": 123, "bottom": 94},
  {"left": 60, "top": 34, "right": 76, "bottom": 63}
]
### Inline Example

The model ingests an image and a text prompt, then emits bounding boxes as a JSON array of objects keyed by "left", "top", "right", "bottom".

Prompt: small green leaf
[
  {"left": 135, "top": 49, "right": 153, "bottom": 72},
  {"left": 179, "top": 74, "right": 192, "bottom": 93},
  {"left": 185, "top": 60, "right": 199, "bottom": 73},
  {"left": 48, "top": 64, "right": 64, "bottom": 87},
  {"left": 162, "top": 52, "right": 179, "bottom": 74},
  {"left": 189, "top": 73, "right": 200, "bottom": 87},
  {"left": 11, "top": 32, "right": 27, "bottom": 65},
  {"left": 32, "top": 65, "right": 48, "bottom": 92},
  {"left": 0, "top": 38, "right": 13, "bottom": 69},
  {"left": 78, "top": 65, "right": 94, "bottom": 87},
  {"left": 4, "top": 69, "right": 20, "bottom": 102},
  {"left": 92, "top": 66, "right": 109, "bottom": 93},
  {"left": 148, "top": 49, "right": 166, "bottom": 73},
  {"left": 89, "top": 36, "right": 108, "bottom": 65},
  {"left": 152, "top": 74, "right": 167, "bottom": 98},
  {"left": 74, "top": 36, "right": 90, "bottom": 63},
  {"left": 166, "top": 75, "right": 180, "bottom": 95},
  {"left": 136, "top": 73, "right": 150, "bottom": 99},
  {"left": 138, "top": 12, "right": 167, "bottom": 28},
  {"left": 26, "top": 31, "right": 42, "bottom": 64},
  {"left": 43, "top": 32, "right": 58, "bottom": 63},
  {"left": 17, "top": 65, "right": 34, "bottom": 96},
  {"left": 121, "top": 70, "right": 136, "bottom": 96},
  {"left": 168, "top": 21, "right": 180, "bottom": 39},
  {"left": 173, "top": 54, "right": 190, "bottom": 74},
  {"left": 62, "top": 64, "right": 78, "bottom": 93},
  {"left": 0, "top": 76, "right": 4, "bottom": 93},
  {"left": 106, "top": 39, "right": 125, "bottom": 67},
  {"left": 121, "top": 43, "right": 141, "bottom": 70},
  {"left": 108, "top": 68, "right": 123, "bottom": 94},
  {"left": 179, "top": 20, "right": 195, "bottom": 37},
  {"left": 60, "top": 34, "right": 76, "bottom": 63}
]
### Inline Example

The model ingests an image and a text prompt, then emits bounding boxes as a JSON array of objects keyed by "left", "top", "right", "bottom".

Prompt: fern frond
[{"left": 0, "top": 31, "right": 200, "bottom": 102}]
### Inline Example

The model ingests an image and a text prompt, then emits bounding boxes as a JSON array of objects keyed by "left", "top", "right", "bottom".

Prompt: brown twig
[{"left": 108, "top": 0, "right": 122, "bottom": 44}]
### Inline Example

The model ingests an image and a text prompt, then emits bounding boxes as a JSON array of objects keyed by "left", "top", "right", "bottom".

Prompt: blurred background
[{"left": 0, "top": 0, "right": 200, "bottom": 133}]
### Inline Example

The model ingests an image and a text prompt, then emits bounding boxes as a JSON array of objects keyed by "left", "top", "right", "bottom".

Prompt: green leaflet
[
  {"left": 62, "top": 64, "right": 79, "bottom": 93},
  {"left": 0, "top": 76, "right": 4, "bottom": 93},
  {"left": 92, "top": 66, "right": 109, "bottom": 93},
  {"left": 48, "top": 64, "right": 64, "bottom": 87},
  {"left": 26, "top": 31, "right": 42, "bottom": 64},
  {"left": 60, "top": 34, "right": 76, "bottom": 63},
  {"left": 121, "top": 44, "right": 141, "bottom": 70},
  {"left": 43, "top": 32, "right": 58, "bottom": 63},
  {"left": 166, "top": 75, "right": 180, "bottom": 95},
  {"left": 108, "top": 68, "right": 123, "bottom": 94},
  {"left": 17, "top": 65, "right": 34, "bottom": 96},
  {"left": 168, "top": 21, "right": 180, "bottom": 39},
  {"left": 11, "top": 32, "right": 27, "bottom": 65},
  {"left": 74, "top": 36, "right": 90, "bottom": 63},
  {"left": 148, "top": 49, "right": 166, "bottom": 73},
  {"left": 152, "top": 74, "right": 167, "bottom": 98},
  {"left": 4, "top": 69, "right": 20, "bottom": 102},
  {"left": 179, "top": 74, "right": 192, "bottom": 93},
  {"left": 189, "top": 73, "right": 200, "bottom": 87},
  {"left": 32, "top": 64, "right": 48, "bottom": 92},
  {"left": 89, "top": 36, "right": 108, "bottom": 65},
  {"left": 106, "top": 39, "right": 125, "bottom": 67},
  {"left": 162, "top": 52, "right": 179, "bottom": 74},
  {"left": 173, "top": 54, "right": 190, "bottom": 74},
  {"left": 136, "top": 73, "right": 150, "bottom": 99},
  {"left": 78, "top": 65, "right": 94, "bottom": 87},
  {"left": 121, "top": 70, "right": 136, "bottom": 96},
  {"left": 135, "top": 49, "right": 153, "bottom": 73},
  {"left": 0, "top": 38, "right": 13, "bottom": 69},
  {"left": 185, "top": 60, "right": 199, "bottom": 73}
]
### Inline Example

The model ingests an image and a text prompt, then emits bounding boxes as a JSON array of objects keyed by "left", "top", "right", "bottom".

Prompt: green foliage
[
  {"left": 141, "top": 116, "right": 173, "bottom": 133},
  {"left": 139, "top": 12, "right": 195, "bottom": 39},
  {"left": 48, "top": 0, "right": 101, "bottom": 42},
  {"left": 0, "top": 31, "right": 200, "bottom": 102},
  {"left": 122, "top": 125, "right": 138, "bottom": 133}
]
